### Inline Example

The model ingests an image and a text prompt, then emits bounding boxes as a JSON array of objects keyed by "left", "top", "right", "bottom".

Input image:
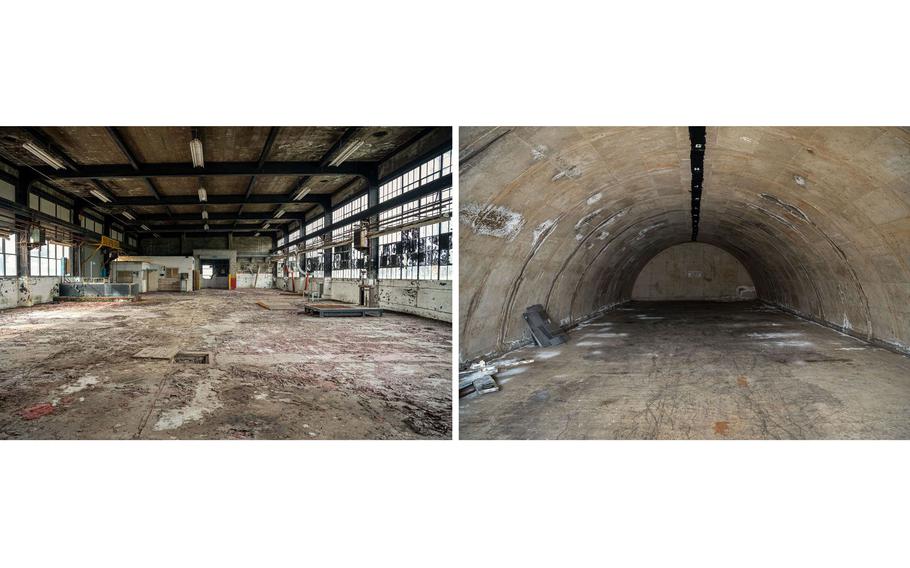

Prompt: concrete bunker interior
[
  {"left": 459, "top": 127, "right": 910, "bottom": 440},
  {"left": 0, "top": 126, "right": 453, "bottom": 439}
]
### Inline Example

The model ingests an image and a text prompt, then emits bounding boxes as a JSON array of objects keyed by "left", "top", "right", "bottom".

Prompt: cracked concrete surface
[
  {"left": 460, "top": 302, "right": 910, "bottom": 440},
  {"left": 0, "top": 289, "right": 451, "bottom": 439}
]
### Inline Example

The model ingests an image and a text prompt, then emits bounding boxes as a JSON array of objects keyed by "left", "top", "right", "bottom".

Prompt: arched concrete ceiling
[{"left": 459, "top": 127, "right": 910, "bottom": 362}]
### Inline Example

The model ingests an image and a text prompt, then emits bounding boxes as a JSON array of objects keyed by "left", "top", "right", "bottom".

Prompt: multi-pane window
[
  {"left": 80, "top": 214, "right": 103, "bottom": 234},
  {"left": 379, "top": 149, "right": 452, "bottom": 203},
  {"left": 29, "top": 242, "right": 70, "bottom": 276},
  {"left": 378, "top": 187, "right": 452, "bottom": 280},
  {"left": 331, "top": 242, "right": 365, "bottom": 279},
  {"left": 110, "top": 227, "right": 123, "bottom": 242},
  {"left": 29, "top": 192, "right": 72, "bottom": 223},
  {"left": 329, "top": 195, "right": 368, "bottom": 280},
  {"left": 303, "top": 217, "right": 325, "bottom": 277},
  {"left": 1, "top": 233, "right": 17, "bottom": 276},
  {"left": 331, "top": 194, "right": 368, "bottom": 225}
]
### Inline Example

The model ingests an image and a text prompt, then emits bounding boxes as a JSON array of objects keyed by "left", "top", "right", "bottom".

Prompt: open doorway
[{"left": 200, "top": 259, "right": 230, "bottom": 289}]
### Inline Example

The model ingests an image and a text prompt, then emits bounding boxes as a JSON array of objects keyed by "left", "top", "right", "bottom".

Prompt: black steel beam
[
  {"left": 273, "top": 173, "right": 452, "bottom": 252},
  {"left": 688, "top": 126, "right": 706, "bottom": 241},
  {"left": 138, "top": 212, "right": 307, "bottom": 222},
  {"left": 106, "top": 193, "right": 332, "bottom": 207},
  {"left": 139, "top": 225, "right": 281, "bottom": 233},
  {"left": 34, "top": 161, "right": 377, "bottom": 181},
  {"left": 105, "top": 127, "right": 170, "bottom": 212},
  {"left": 320, "top": 127, "right": 359, "bottom": 168}
]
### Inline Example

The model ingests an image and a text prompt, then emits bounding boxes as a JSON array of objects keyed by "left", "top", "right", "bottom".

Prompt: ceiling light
[
  {"left": 328, "top": 139, "right": 364, "bottom": 167},
  {"left": 253, "top": 232, "right": 260, "bottom": 237},
  {"left": 201, "top": 210, "right": 209, "bottom": 220},
  {"left": 293, "top": 186, "right": 311, "bottom": 201},
  {"left": 263, "top": 222, "right": 270, "bottom": 229},
  {"left": 204, "top": 223, "right": 209, "bottom": 231},
  {"left": 153, "top": 233, "right": 160, "bottom": 238},
  {"left": 190, "top": 137, "right": 204, "bottom": 168},
  {"left": 89, "top": 189, "right": 112, "bottom": 203},
  {"left": 273, "top": 209, "right": 286, "bottom": 218},
  {"left": 22, "top": 141, "right": 66, "bottom": 170},
  {"left": 140, "top": 224, "right": 151, "bottom": 231},
  {"left": 197, "top": 188, "right": 207, "bottom": 202},
  {"left": 122, "top": 211, "right": 135, "bottom": 221}
]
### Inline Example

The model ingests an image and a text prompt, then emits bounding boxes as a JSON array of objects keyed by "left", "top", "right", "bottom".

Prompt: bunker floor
[
  {"left": 460, "top": 301, "right": 910, "bottom": 440},
  {"left": 0, "top": 289, "right": 451, "bottom": 440}
]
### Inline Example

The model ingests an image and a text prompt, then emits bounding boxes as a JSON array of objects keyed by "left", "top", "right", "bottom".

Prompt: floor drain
[{"left": 174, "top": 351, "right": 210, "bottom": 364}]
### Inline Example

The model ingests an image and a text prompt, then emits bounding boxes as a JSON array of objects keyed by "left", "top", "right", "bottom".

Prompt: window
[
  {"left": 379, "top": 149, "right": 452, "bottom": 203},
  {"left": 29, "top": 242, "right": 70, "bottom": 276},
  {"left": 378, "top": 186, "right": 452, "bottom": 280},
  {"left": 331, "top": 194, "right": 368, "bottom": 224},
  {"left": 1, "top": 233, "right": 17, "bottom": 276},
  {"left": 110, "top": 226, "right": 123, "bottom": 242},
  {"left": 331, "top": 239, "right": 366, "bottom": 279},
  {"left": 302, "top": 218, "right": 326, "bottom": 277},
  {"left": 81, "top": 214, "right": 103, "bottom": 234},
  {"left": 0, "top": 179, "right": 14, "bottom": 202},
  {"left": 30, "top": 192, "right": 72, "bottom": 223}
]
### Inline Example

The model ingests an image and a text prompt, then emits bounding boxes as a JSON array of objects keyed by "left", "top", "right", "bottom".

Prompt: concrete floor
[
  {"left": 460, "top": 302, "right": 910, "bottom": 440},
  {"left": 0, "top": 289, "right": 451, "bottom": 439}
]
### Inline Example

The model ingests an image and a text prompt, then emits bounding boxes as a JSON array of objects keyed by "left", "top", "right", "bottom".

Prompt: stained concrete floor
[
  {"left": 0, "top": 289, "right": 451, "bottom": 439},
  {"left": 460, "top": 302, "right": 910, "bottom": 440}
]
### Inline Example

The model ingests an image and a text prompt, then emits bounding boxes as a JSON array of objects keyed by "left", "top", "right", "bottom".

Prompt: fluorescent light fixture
[
  {"left": 293, "top": 186, "right": 311, "bottom": 201},
  {"left": 201, "top": 210, "right": 208, "bottom": 220},
  {"left": 140, "top": 224, "right": 151, "bottom": 231},
  {"left": 197, "top": 188, "right": 207, "bottom": 202},
  {"left": 89, "top": 189, "right": 112, "bottom": 203},
  {"left": 190, "top": 137, "right": 204, "bottom": 168},
  {"left": 328, "top": 139, "right": 364, "bottom": 167},
  {"left": 253, "top": 232, "right": 260, "bottom": 237},
  {"left": 273, "top": 209, "right": 286, "bottom": 218},
  {"left": 262, "top": 222, "right": 270, "bottom": 229},
  {"left": 22, "top": 142, "right": 66, "bottom": 170},
  {"left": 122, "top": 211, "right": 135, "bottom": 221},
  {"left": 153, "top": 233, "right": 160, "bottom": 238},
  {"left": 204, "top": 223, "right": 210, "bottom": 231}
]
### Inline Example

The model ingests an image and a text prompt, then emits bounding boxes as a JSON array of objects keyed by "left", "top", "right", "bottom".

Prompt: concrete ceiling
[
  {"left": 459, "top": 127, "right": 910, "bottom": 362},
  {"left": 0, "top": 126, "right": 443, "bottom": 234}
]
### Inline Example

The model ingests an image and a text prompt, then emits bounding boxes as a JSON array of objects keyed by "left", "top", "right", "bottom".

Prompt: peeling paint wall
[
  {"left": 459, "top": 127, "right": 910, "bottom": 361},
  {"left": 276, "top": 277, "right": 452, "bottom": 321},
  {"left": 632, "top": 242, "right": 756, "bottom": 301},
  {"left": 377, "top": 279, "right": 452, "bottom": 322},
  {"left": 0, "top": 276, "right": 60, "bottom": 310}
]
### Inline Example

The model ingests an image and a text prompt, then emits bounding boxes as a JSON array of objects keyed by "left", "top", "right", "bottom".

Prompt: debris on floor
[
  {"left": 523, "top": 304, "right": 568, "bottom": 346},
  {"left": 21, "top": 404, "right": 55, "bottom": 420},
  {"left": 459, "top": 360, "right": 500, "bottom": 397}
]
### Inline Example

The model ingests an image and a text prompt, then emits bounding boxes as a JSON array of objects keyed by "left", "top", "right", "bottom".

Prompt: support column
[
  {"left": 367, "top": 179, "right": 380, "bottom": 282},
  {"left": 322, "top": 206, "right": 332, "bottom": 278},
  {"left": 14, "top": 172, "right": 34, "bottom": 278}
]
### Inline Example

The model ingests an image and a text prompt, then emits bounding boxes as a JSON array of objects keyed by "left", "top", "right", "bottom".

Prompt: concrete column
[
  {"left": 367, "top": 180, "right": 380, "bottom": 281},
  {"left": 14, "top": 173, "right": 33, "bottom": 278},
  {"left": 323, "top": 206, "right": 333, "bottom": 278}
]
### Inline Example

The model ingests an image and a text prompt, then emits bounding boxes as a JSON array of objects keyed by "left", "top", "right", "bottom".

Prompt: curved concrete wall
[
  {"left": 631, "top": 242, "right": 755, "bottom": 301},
  {"left": 459, "top": 127, "right": 910, "bottom": 362}
]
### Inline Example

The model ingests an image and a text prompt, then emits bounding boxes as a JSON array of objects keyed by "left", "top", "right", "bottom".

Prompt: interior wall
[
  {"left": 631, "top": 242, "right": 756, "bottom": 301},
  {"left": 0, "top": 276, "right": 60, "bottom": 309},
  {"left": 458, "top": 127, "right": 910, "bottom": 362}
]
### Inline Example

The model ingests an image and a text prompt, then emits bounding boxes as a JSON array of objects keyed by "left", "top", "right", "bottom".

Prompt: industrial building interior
[
  {"left": 459, "top": 127, "right": 910, "bottom": 440},
  {"left": 0, "top": 126, "right": 452, "bottom": 439}
]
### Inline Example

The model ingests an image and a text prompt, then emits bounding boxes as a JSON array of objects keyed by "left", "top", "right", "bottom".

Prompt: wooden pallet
[{"left": 298, "top": 303, "right": 383, "bottom": 317}]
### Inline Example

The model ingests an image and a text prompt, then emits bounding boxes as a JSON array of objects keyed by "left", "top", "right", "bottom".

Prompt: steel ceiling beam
[
  {"left": 137, "top": 212, "right": 307, "bottom": 222},
  {"left": 320, "top": 127, "right": 359, "bottom": 168},
  {"left": 33, "top": 160, "right": 377, "bottom": 181},
  {"left": 101, "top": 193, "right": 332, "bottom": 207}
]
